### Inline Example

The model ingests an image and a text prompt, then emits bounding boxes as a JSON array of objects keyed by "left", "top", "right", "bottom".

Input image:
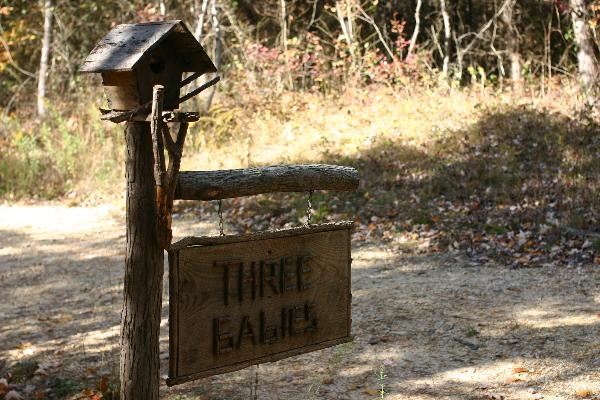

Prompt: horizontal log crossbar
[
  {"left": 100, "top": 109, "right": 200, "bottom": 123},
  {"left": 175, "top": 164, "right": 359, "bottom": 201}
]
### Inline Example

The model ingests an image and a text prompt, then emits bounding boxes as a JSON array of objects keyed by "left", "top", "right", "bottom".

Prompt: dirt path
[{"left": 1, "top": 205, "right": 599, "bottom": 400}]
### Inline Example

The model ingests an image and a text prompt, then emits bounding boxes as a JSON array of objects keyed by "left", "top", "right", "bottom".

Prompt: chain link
[
  {"left": 306, "top": 190, "right": 313, "bottom": 226},
  {"left": 252, "top": 364, "right": 259, "bottom": 400},
  {"left": 218, "top": 199, "right": 225, "bottom": 236}
]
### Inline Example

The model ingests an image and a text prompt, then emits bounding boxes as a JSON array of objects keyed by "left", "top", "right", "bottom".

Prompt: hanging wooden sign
[{"left": 167, "top": 222, "right": 353, "bottom": 386}]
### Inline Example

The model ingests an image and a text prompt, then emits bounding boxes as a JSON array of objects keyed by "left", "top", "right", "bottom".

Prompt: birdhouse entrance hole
[
  {"left": 80, "top": 20, "right": 218, "bottom": 112},
  {"left": 149, "top": 56, "right": 165, "bottom": 74}
]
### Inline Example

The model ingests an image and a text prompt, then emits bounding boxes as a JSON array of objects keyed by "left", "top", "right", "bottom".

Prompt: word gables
[
  {"left": 167, "top": 222, "right": 352, "bottom": 386},
  {"left": 213, "top": 302, "right": 318, "bottom": 354}
]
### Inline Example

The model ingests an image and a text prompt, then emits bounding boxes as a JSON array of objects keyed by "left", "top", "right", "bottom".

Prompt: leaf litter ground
[
  {"left": 1, "top": 204, "right": 599, "bottom": 400},
  {"left": 3, "top": 85, "right": 600, "bottom": 399}
]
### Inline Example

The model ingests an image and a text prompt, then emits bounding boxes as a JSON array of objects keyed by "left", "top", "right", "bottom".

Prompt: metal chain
[
  {"left": 306, "top": 190, "right": 313, "bottom": 226},
  {"left": 252, "top": 364, "right": 259, "bottom": 400},
  {"left": 218, "top": 199, "right": 225, "bottom": 236}
]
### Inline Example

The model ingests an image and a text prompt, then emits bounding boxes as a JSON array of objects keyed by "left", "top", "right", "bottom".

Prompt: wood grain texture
[
  {"left": 134, "top": 42, "right": 182, "bottom": 109},
  {"left": 168, "top": 250, "right": 180, "bottom": 379},
  {"left": 177, "top": 75, "right": 220, "bottom": 105},
  {"left": 101, "top": 71, "right": 139, "bottom": 111},
  {"left": 81, "top": 21, "right": 176, "bottom": 72},
  {"left": 100, "top": 109, "right": 200, "bottom": 124},
  {"left": 167, "top": 336, "right": 352, "bottom": 386},
  {"left": 80, "top": 20, "right": 216, "bottom": 74},
  {"left": 175, "top": 165, "right": 359, "bottom": 201},
  {"left": 179, "top": 71, "right": 203, "bottom": 88},
  {"left": 167, "top": 224, "right": 352, "bottom": 385},
  {"left": 150, "top": 85, "right": 166, "bottom": 186},
  {"left": 120, "top": 122, "right": 164, "bottom": 400},
  {"left": 170, "top": 221, "right": 354, "bottom": 251}
]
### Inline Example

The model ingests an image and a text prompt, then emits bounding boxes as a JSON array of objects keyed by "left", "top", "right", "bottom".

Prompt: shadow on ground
[{"left": 2, "top": 105, "right": 600, "bottom": 399}]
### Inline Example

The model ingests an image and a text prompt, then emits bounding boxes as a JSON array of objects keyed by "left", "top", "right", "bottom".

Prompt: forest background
[
  {"left": 3, "top": 0, "right": 600, "bottom": 267},
  {"left": 5, "top": 2, "right": 600, "bottom": 399}
]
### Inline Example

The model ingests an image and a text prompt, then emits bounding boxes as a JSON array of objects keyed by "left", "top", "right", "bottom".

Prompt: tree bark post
[
  {"left": 194, "top": 0, "right": 210, "bottom": 41},
  {"left": 120, "top": 121, "right": 164, "bottom": 400},
  {"left": 407, "top": 0, "right": 423, "bottom": 59},
  {"left": 500, "top": 0, "right": 522, "bottom": 90},
  {"left": 570, "top": 0, "right": 599, "bottom": 105},
  {"left": 204, "top": 0, "right": 221, "bottom": 112},
  {"left": 37, "top": 0, "right": 52, "bottom": 118},
  {"left": 440, "top": 0, "right": 452, "bottom": 79}
]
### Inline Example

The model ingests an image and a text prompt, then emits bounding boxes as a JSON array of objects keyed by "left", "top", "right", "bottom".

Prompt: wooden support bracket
[
  {"left": 101, "top": 109, "right": 199, "bottom": 124},
  {"left": 150, "top": 86, "right": 170, "bottom": 249},
  {"left": 177, "top": 75, "right": 221, "bottom": 106},
  {"left": 148, "top": 85, "right": 190, "bottom": 249},
  {"left": 174, "top": 164, "right": 360, "bottom": 201}
]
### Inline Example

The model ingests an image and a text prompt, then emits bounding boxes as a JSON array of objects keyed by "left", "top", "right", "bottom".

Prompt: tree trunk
[
  {"left": 175, "top": 164, "right": 360, "bottom": 201},
  {"left": 120, "top": 122, "right": 164, "bottom": 400},
  {"left": 280, "top": 0, "right": 288, "bottom": 52},
  {"left": 204, "top": 0, "right": 220, "bottom": 112},
  {"left": 335, "top": 0, "right": 353, "bottom": 47},
  {"left": 345, "top": 0, "right": 354, "bottom": 46},
  {"left": 194, "top": 0, "right": 210, "bottom": 42},
  {"left": 500, "top": 0, "right": 522, "bottom": 89},
  {"left": 37, "top": 0, "right": 52, "bottom": 117},
  {"left": 570, "top": 0, "right": 599, "bottom": 103},
  {"left": 407, "top": 0, "right": 423, "bottom": 59},
  {"left": 440, "top": 0, "right": 452, "bottom": 77}
]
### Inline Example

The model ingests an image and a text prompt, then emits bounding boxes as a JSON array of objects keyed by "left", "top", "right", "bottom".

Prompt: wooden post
[
  {"left": 175, "top": 165, "right": 359, "bottom": 201},
  {"left": 120, "top": 121, "right": 164, "bottom": 399}
]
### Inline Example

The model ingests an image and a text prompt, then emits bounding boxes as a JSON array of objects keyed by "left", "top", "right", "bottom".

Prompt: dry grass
[
  {"left": 182, "top": 80, "right": 584, "bottom": 172},
  {"left": 177, "top": 81, "right": 600, "bottom": 268},
  {"left": 3, "top": 81, "right": 600, "bottom": 399},
  {"left": 4, "top": 81, "right": 599, "bottom": 265}
]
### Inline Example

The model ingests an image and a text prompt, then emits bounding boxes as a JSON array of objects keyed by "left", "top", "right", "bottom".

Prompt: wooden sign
[{"left": 167, "top": 222, "right": 353, "bottom": 386}]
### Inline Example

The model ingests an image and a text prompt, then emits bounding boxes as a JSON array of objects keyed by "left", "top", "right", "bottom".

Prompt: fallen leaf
[
  {"left": 51, "top": 314, "right": 73, "bottom": 324},
  {"left": 576, "top": 389, "right": 594, "bottom": 398},
  {"left": 322, "top": 377, "right": 333, "bottom": 385},
  {"left": 73, "top": 389, "right": 103, "bottom": 400},
  {"left": 97, "top": 376, "right": 109, "bottom": 392},
  {"left": 5, "top": 390, "right": 23, "bottom": 400},
  {"left": 505, "top": 377, "right": 523, "bottom": 383},
  {"left": 0, "top": 378, "right": 8, "bottom": 395},
  {"left": 16, "top": 342, "right": 32, "bottom": 350},
  {"left": 35, "top": 391, "right": 46, "bottom": 400},
  {"left": 512, "top": 367, "right": 529, "bottom": 373},
  {"left": 363, "top": 388, "right": 379, "bottom": 395}
]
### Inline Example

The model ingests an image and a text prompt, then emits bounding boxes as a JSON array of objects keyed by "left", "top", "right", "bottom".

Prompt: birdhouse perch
[{"left": 80, "top": 20, "right": 216, "bottom": 112}]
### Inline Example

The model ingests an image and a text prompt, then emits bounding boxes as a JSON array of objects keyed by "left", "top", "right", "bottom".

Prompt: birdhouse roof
[{"left": 80, "top": 20, "right": 216, "bottom": 74}]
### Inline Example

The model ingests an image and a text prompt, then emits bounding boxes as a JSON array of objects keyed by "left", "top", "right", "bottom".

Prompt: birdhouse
[{"left": 80, "top": 20, "right": 216, "bottom": 111}]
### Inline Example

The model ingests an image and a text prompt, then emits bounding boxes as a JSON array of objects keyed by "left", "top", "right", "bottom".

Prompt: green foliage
[
  {"left": 466, "top": 327, "right": 479, "bottom": 337},
  {"left": 0, "top": 93, "right": 122, "bottom": 198},
  {"left": 377, "top": 364, "right": 387, "bottom": 400},
  {"left": 0, "top": 0, "right": 584, "bottom": 111},
  {"left": 48, "top": 378, "right": 78, "bottom": 398},
  {"left": 10, "top": 360, "right": 38, "bottom": 383}
]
